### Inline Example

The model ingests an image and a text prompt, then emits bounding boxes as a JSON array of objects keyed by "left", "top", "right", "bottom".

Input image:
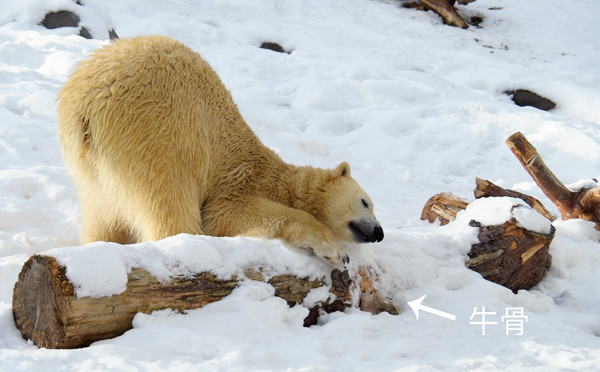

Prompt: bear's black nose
[
  {"left": 373, "top": 225, "right": 384, "bottom": 242},
  {"left": 349, "top": 221, "right": 384, "bottom": 243}
]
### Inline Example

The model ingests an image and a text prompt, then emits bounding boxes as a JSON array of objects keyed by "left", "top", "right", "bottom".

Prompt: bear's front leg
[{"left": 204, "top": 196, "right": 349, "bottom": 268}]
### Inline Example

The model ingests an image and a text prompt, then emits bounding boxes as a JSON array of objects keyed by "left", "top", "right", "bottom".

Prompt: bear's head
[{"left": 298, "top": 162, "right": 384, "bottom": 244}]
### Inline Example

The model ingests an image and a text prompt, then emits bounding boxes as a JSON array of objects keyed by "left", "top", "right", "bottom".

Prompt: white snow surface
[
  {"left": 2, "top": 0, "right": 600, "bottom": 370},
  {"left": 458, "top": 197, "right": 554, "bottom": 235}
]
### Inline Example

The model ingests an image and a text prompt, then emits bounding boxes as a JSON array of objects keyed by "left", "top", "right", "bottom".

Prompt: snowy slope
[{"left": 1, "top": 0, "right": 600, "bottom": 370}]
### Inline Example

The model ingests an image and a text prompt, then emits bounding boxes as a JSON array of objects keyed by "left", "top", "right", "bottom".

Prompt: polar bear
[{"left": 57, "top": 35, "right": 383, "bottom": 268}]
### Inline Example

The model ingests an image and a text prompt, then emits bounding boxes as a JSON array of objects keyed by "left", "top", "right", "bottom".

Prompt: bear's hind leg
[
  {"left": 77, "top": 180, "right": 135, "bottom": 244},
  {"left": 133, "top": 191, "right": 204, "bottom": 242},
  {"left": 80, "top": 206, "right": 135, "bottom": 244}
]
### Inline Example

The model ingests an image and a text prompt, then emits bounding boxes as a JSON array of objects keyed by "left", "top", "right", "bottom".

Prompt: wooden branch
[
  {"left": 506, "top": 131, "right": 600, "bottom": 227},
  {"left": 474, "top": 177, "right": 555, "bottom": 221},
  {"left": 418, "top": 0, "right": 469, "bottom": 28},
  {"left": 421, "top": 192, "right": 469, "bottom": 225},
  {"left": 13, "top": 255, "right": 400, "bottom": 349},
  {"left": 506, "top": 132, "right": 574, "bottom": 213}
]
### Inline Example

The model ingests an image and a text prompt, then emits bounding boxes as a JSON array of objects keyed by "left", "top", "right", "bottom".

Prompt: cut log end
[{"left": 12, "top": 256, "right": 66, "bottom": 348}]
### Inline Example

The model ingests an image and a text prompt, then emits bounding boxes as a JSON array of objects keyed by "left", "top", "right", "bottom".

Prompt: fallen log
[
  {"left": 12, "top": 254, "right": 399, "bottom": 349},
  {"left": 421, "top": 186, "right": 554, "bottom": 293},
  {"left": 506, "top": 131, "right": 600, "bottom": 228}
]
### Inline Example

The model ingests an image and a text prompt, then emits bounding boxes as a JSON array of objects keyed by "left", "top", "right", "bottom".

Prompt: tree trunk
[
  {"left": 506, "top": 131, "right": 600, "bottom": 228},
  {"left": 12, "top": 255, "right": 399, "bottom": 349}
]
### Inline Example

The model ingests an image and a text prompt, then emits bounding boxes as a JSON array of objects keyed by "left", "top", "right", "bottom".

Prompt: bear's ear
[{"left": 336, "top": 162, "right": 351, "bottom": 178}]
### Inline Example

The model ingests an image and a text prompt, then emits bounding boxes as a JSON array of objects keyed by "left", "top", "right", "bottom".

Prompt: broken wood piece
[
  {"left": 418, "top": 0, "right": 469, "bottom": 28},
  {"left": 506, "top": 131, "right": 600, "bottom": 228},
  {"left": 421, "top": 192, "right": 469, "bottom": 225},
  {"left": 13, "top": 254, "right": 399, "bottom": 349},
  {"left": 474, "top": 177, "right": 555, "bottom": 221}
]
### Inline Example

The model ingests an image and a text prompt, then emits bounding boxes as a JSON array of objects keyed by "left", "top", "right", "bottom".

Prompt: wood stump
[
  {"left": 12, "top": 255, "right": 399, "bottom": 349},
  {"left": 421, "top": 181, "right": 554, "bottom": 293},
  {"left": 466, "top": 215, "right": 553, "bottom": 293}
]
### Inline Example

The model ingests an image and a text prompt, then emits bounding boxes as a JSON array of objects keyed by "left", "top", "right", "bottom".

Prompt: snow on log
[
  {"left": 474, "top": 177, "right": 554, "bottom": 221},
  {"left": 422, "top": 182, "right": 554, "bottom": 293},
  {"left": 12, "top": 254, "right": 399, "bottom": 349},
  {"left": 506, "top": 131, "right": 600, "bottom": 229}
]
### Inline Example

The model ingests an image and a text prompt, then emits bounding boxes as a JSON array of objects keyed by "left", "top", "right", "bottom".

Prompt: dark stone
[
  {"left": 79, "top": 26, "right": 92, "bottom": 39},
  {"left": 260, "top": 42, "right": 291, "bottom": 54},
  {"left": 505, "top": 89, "right": 556, "bottom": 111},
  {"left": 470, "top": 15, "right": 483, "bottom": 26},
  {"left": 40, "top": 9, "right": 119, "bottom": 41},
  {"left": 108, "top": 29, "right": 119, "bottom": 40},
  {"left": 40, "top": 10, "right": 80, "bottom": 29}
]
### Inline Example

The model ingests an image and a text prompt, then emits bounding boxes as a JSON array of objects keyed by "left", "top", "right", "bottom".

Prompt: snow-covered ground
[{"left": 2, "top": 0, "right": 600, "bottom": 370}]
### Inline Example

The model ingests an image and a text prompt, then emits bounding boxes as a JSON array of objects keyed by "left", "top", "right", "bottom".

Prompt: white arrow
[{"left": 407, "top": 295, "right": 456, "bottom": 321}]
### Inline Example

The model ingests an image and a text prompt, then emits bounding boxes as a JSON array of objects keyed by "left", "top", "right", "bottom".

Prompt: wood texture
[
  {"left": 467, "top": 217, "right": 553, "bottom": 293},
  {"left": 13, "top": 255, "right": 399, "bottom": 349},
  {"left": 421, "top": 192, "right": 469, "bottom": 225}
]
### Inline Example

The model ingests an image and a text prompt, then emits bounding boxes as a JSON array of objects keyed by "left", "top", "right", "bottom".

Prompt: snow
[
  {"left": 2, "top": 0, "right": 600, "bottom": 370},
  {"left": 46, "top": 235, "right": 333, "bottom": 298},
  {"left": 457, "top": 197, "right": 554, "bottom": 235}
]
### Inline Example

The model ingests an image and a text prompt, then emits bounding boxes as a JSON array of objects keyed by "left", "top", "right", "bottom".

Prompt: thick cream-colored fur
[{"left": 57, "top": 35, "right": 381, "bottom": 267}]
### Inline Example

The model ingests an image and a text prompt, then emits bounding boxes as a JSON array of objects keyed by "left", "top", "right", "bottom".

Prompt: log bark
[
  {"left": 506, "top": 131, "right": 600, "bottom": 228},
  {"left": 421, "top": 192, "right": 469, "bottom": 225},
  {"left": 13, "top": 255, "right": 399, "bottom": 349},
  {"left": 467, "top": 216, "right": 553, "bottom": 293}
]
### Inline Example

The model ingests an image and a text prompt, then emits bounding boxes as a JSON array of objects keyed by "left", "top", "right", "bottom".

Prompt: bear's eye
[{"left": 361, "top": 198, "right": 369, "bottom": 209}]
